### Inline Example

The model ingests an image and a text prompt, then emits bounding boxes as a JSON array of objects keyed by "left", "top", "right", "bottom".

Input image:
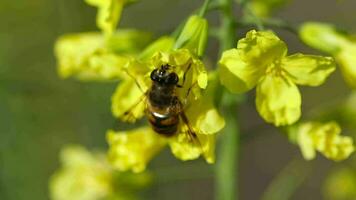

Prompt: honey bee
[{"left": 123, "top": 63, "right": 199, "bottom": 142}]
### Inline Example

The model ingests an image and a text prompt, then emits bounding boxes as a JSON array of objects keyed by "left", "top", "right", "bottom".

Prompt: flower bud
[
  {"left": 299, "top": 22, "right": 347, "bottom": 54},
  {"left": 174, "top": 15, "right": 208, "bottom": 57}
]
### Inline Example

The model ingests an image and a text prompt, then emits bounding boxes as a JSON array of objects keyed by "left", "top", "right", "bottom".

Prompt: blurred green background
[{"left": 0, "top": 0, "right": 356, "bottom": 199}]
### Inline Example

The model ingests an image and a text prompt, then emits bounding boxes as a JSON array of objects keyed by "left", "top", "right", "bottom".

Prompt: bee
[{"left": 123, "top": 63, "right": 199, "bottom": 142}]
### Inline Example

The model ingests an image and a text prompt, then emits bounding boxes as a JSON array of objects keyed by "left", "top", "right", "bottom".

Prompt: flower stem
[
  {"left": 215, "top": 92, "right": 240, "bottom": 200},
  {"left": 218, "top": 0, "right": 235, "bottom": 55},
  {"left": 199, "top": 0, "right": 212, "bottom": 17},
  {"left": 216, "top": 0, "right": 240, "bottom": 199}
]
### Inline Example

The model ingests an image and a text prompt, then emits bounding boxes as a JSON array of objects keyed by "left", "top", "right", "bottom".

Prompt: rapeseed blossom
[
  {"left": 294, "top": 121, "right": 354, "bottom": 161},
  {"left": 219, "top": 30, "right": 335, "bottom": 126}
]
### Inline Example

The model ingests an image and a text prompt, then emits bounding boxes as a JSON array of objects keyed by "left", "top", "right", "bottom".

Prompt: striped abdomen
[{"left": 147, "top": 111, "right": 179, "bottom": 137}]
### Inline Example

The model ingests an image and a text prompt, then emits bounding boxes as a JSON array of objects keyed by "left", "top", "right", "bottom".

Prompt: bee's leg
[
  {"left": 124, "top": 68, "right": 145, "bottom": 94},
  {"left": 176, "top": 62, "right": 192, "bottom": 88},
  {"left": 181, "top": 81, "right": 198, "bottom": 106},
  {"left": 179, "top": 107, "right": 207, "bottom": 157},
  {"left": 175, "top": 99, "right": 197, "bottom": 139},
  {"left": 121, "top": 93, "right": 147, "bottom": 121},
  {"left": 175, "top": 97, "right": 206, "bottom": 158}
]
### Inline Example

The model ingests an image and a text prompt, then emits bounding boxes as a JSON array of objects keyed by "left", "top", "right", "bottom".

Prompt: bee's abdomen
[{"left": 148, "top": 111, "right": 179, "bottom": 137}]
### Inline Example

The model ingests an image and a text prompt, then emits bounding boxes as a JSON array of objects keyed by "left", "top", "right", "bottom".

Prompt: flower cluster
[{"left": 53, "top": 0, "right": 356, "bottom": 181}]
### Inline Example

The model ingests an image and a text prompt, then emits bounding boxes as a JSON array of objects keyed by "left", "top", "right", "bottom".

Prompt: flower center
[{"left": 265, "top": 59, "right": 286, "bottom": 77}]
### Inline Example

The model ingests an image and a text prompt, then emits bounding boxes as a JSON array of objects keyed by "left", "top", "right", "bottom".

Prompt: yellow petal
[
  {"left": 297, "top": 122, "right": 355, "bottom": 161},
  {"left": 111, "top": 79, "right": 147, "bottom": 122},
  {"left": 169, "top": 131, "right": 216, "bottom": 163},
  {"left": 186, "top": 72, "right": 225, "bottom": 135},
  {"left": 55, "top": 32, "right": 129, "bottom": 80},
  {"left": 256, "top": 75, "right": 301, "bottom": 126},
  {"left": 281, "top": 53, "right": 336, "bottom": 86},
  {"left": 219, "top": 48, "right": 265, "bottom": 93},
  {"left": 238, "top": 30, "right": 287, "bottom": 67},
  {"left": 85, "top": 0, "right": 125, "bottom": 36},
  {"left": 106, "top": 127, "right": 167, "bottom": 173}
]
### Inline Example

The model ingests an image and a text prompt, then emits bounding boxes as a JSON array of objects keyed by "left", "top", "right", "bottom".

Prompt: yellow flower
[
  {"left": 300, "top": 22, "right": 356, "bottom": 88},
  {"left": 54, "top": 30, "right": 151, "bottom": 81},
  {"left": 50, "top": 145, "right": 152, "bottom": 199},
  {"left": 296, "top": 121, "right": 354, "bottom": 161},
  {"left": 174, "top": 15, "right": 209, "bottom": 57},
  {"left": 219, "top": 30, "right": 335, "bottom": 126},
  {"left": 108, "top": 51, "right": 224, "bottom": 172},
  {"left": 107, "top": 127, "right": 167, "bottom": 173},
  {"left": 85, "top": 0, "right": 132, "bottom": 36},
  {"left": 323, "top": 167, "right": 356, "bottom": 200},
  {"left": 49, "top": 145, "right": 112, "bottom": 200}
]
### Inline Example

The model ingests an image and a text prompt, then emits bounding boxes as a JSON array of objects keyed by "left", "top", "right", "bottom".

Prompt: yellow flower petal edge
[
  {"left": 107, "top": 127, "right": 167, "bottom": 173},
  {"left": 296, "top": 121, "right": 355, "bottom": 161},
  {"left": 281, "top": 53, "right": 336, "bottom": 86},
  {"left": 49, "top": 145, "right": 112, "bottom": 200},
  {"left": 54, "top": 32, "right": 129, "bottom": 80},
  {"left": 85, "top": 0, "right": 126, "bottom": 36},
  {"left": 256, "top": 74, "right": 301, "bottom": 126}
]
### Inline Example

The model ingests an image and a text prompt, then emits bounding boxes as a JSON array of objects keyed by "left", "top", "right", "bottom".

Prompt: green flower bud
[
  {"left": 174, "top": 15, "right": 208, "bottom": 57},
  {"left": 299, "top": 22, "right": 348, "bottom": 54}
]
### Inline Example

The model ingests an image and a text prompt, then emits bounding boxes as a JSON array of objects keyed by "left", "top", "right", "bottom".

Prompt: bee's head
[{"left": 150, "top": 64, "right": 179, "bottom": 85}]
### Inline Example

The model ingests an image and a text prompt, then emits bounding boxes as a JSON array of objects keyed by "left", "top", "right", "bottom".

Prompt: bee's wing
[{"left": 120, "top": 93, "right": 147, "bottom": 122}]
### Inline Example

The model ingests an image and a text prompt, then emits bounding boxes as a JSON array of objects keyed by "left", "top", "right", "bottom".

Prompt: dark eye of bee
[
  {"left": 165, "top": 73, "right": 179, "bottom": 85},
  {"left": 150, "top": 69, "right": 159, "bottom": 81}
]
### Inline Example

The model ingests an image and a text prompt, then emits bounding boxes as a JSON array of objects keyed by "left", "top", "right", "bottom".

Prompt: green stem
[
  {"left": 218, "top": 0, "right": 235, "bottom": 55},
  {"left": 199, "top": 0, "right": 212, "bottom": 17},
  {"left": 215, "top": 1, "right": 239, "bottom": 199},
  {"left": 216, "top": 93, "right": 240, "bottom": 200}
]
